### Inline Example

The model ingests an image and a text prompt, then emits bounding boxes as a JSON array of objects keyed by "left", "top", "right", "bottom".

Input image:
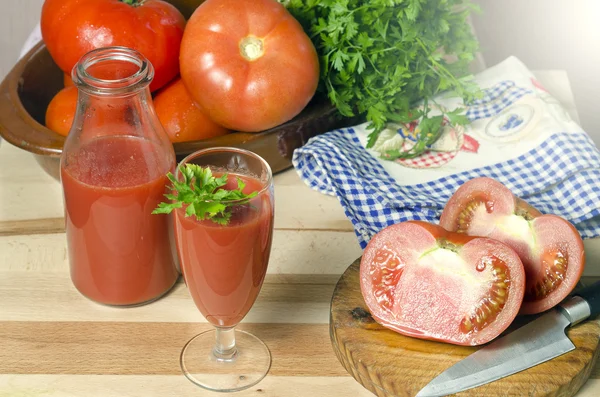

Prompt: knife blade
[{"left": 416, "top": 280, "right": 600, "bottom": 397}]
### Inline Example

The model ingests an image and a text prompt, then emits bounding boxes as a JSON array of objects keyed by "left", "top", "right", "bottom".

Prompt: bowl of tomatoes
[{"left": 0, "top": 0, "right": 355, "bottom": 181}]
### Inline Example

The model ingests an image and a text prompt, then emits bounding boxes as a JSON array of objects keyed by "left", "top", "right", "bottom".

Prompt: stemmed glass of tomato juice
[{"left": 173, "top": 148, "right": 274, "bottom": 392}]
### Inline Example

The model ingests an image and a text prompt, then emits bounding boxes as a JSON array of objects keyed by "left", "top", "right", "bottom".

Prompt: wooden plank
[
  {"left": 0, "top": 144, "right": 64, "bottom": 222},
  {"left": 0, "top": 322, "right": 347, "bottom": 377},
  {"left": 0, "top": 217, "right": 64, "bottom": 236},
  {"left": 8, "top": 231, "right": 600, "bottom": 277},
  {"left": 0, "top": 230, "right": 363, "bottom": 275},
  {"left": 579, "top": 379, "right": 600, "bottom": 397},
  {"left": 0, "top": 218, "right": 357, "bottom": 237},
  {"left": 271, "top": 170, "right": 353, "bottom": 231},
  {"left": 0, "top": 375, "right": 374, "bottom": 397},
  {"left": 0, "top": 272, "right": 335, "bottom": 323}
]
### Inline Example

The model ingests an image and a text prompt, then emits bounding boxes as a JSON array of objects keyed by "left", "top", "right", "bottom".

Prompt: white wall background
[
  {"left": 0, "top": 0, "right": 43, "bottom": 79},
  {"left": 0, "top": 0, "right": 599, "bottom": 143},
  {"left": 471, "top": 0, "right": 600, "bottom": 144}
]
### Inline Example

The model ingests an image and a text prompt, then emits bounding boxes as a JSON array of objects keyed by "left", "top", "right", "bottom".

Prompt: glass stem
[{"left": 213, "top": 327, "right": 237, "bottom": 361}]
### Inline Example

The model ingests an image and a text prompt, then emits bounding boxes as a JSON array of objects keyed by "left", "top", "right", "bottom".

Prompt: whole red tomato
[
  {"left": 63, "top": 73, "right": 74, "bottom": 88},
  {"left": 180, "top": 0, "right": 320, "bottom": 132},
  {"left": 153, "top": 78, "right": 230, "bottom": 143},
  {"left": 41, "top": 0, "right": 185, "bottom": 92},
  {"left": 46, "top": 85, "right": 78, "bottom": 136}
]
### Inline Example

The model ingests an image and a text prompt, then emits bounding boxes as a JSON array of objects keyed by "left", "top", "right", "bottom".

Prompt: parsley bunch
[
  {"left": 283, "top": 0, "right": 480, "bottom": 155},
  {"left": 152, "top": 164, "right": 258, "bottom": 225}
]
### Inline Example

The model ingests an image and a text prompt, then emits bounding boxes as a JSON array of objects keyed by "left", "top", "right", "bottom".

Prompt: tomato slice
[
  {"left": 439, "top": 177, "right": 585, "bottom": 315},
  {"left": 360, "top": 221, "right": 525, "bottom": 346}
]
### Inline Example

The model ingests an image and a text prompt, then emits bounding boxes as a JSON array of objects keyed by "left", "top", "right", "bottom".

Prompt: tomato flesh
[
  {"left": 440, "top": 177, "right": 585, "bottom": 315},
  {"left": 360, "top": 221, "right": 525, "bottom": 346}
]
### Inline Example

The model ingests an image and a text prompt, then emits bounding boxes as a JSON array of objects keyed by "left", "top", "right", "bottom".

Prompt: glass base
[{"left": 180, "top": 329, "right": 271, "bottom": 392}]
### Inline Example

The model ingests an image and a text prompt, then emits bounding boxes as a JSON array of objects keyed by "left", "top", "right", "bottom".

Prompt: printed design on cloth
[
  {"left": 377, "top": 116, "right": 479, "bottom": 169},
  {"left": 370, "top": 80, "right": 533, "bottom": 169}
]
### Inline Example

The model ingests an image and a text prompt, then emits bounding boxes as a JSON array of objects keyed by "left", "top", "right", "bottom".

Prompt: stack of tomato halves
[{"left": 360, "top": 177, "right": 585, "bottom": 346}]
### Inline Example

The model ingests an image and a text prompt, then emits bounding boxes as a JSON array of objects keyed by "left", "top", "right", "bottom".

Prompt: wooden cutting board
[{"left": 330, "top": 258, "right": 600, "bottom": 397}]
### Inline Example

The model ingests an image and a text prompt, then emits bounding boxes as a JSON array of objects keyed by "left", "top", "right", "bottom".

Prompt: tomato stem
[
  {"left": 239, "top": 36, "right": 265, "bottom": 61},
  {"left": 120, "top": 0, "right": 142, "bottom": 6}
]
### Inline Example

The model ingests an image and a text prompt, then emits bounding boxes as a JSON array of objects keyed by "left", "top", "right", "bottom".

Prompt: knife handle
[{"left": 573, "top": 280, "right": 600, "bottom": 318}]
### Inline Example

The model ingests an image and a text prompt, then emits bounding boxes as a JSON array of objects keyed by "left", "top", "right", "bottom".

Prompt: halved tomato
[
  {"left": 360, "top": 221, "right": 525, "bottom": 346},
  {"left": 439, "top": 177, "right": 585, "bottom": 315}
]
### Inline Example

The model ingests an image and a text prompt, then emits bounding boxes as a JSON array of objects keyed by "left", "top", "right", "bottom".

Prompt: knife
[{"left": 416, "top": 280, "right": 600, "bottom": 397}]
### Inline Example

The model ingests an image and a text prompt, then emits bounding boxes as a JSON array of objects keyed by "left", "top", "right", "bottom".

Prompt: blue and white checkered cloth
[{"left": 292, "top": 57, "right": 600, "bottom": 248}]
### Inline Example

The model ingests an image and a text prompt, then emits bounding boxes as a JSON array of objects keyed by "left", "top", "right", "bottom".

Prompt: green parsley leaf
[
  {"left": 282, "top": 0, "right": 482, "bottom": 159},
  {"left": 152, "top": 164, "right": 258, "bottom": 225}
]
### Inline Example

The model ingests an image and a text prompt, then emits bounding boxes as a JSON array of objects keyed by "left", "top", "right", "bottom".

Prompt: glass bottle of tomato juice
[{"left": 60, "top": 46, "right": 178, "bottom": 306}]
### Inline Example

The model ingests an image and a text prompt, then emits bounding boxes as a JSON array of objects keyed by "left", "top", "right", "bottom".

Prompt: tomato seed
[
  {"left": 526, "top": 249, "right": 568, "bottom": 302},
  {"left": 461, "top": 318, "right": 473, "bottom": 332},
  {"left": 456, "top": 200, "right": 484, "bottom": 233},
  {"left": 460, "top": 257, "right": 511, "bottom": 334}
]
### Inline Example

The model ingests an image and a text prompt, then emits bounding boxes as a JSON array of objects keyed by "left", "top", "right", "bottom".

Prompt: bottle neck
[
  {"left": 73, "top": 46, "right": 154, "bottom": 96},
  {"left": 64, "top": 45, "right": 175, "bottom": 176}
]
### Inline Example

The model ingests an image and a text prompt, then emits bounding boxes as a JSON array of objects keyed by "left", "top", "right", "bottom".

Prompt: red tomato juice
[
  {"left": 174, "top": 174, "right": 273, "bottom": 327},
  {"left": 61, "top": 136, "right": 178, "bottom": 306}
]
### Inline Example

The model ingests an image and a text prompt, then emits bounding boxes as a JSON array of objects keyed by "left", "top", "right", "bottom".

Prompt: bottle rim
[{"left": 72, "top": 46, "right": 154, "bottom": 95}]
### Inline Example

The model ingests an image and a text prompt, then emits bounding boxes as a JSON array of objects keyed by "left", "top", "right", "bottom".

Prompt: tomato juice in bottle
[{"left": 60, "top": 47, "right": 178, "bottom": 306}]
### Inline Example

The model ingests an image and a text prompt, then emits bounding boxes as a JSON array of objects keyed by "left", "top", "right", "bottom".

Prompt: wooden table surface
[{"left": 1, "top": 71, "right": 600, "bottom": 396}]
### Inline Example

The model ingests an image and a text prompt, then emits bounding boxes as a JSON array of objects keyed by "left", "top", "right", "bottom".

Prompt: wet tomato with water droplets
[
  {"left": 41, "top": 0, "right": 185, "bottom": 92},
  {"left": 440, "top": 177, "right": 585, "bottom": 315},
  {"left": 360, "top": 221, "right": 525, "bottom": 346}
]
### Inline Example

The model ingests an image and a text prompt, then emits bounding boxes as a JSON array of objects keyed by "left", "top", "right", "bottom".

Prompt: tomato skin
[
  {"left": 45, "top": 86, "right": 78, "bottom": 136},
  {"left": 63, "top": 73, "right": 74, "bottom": 88},
  {"left": 179, "top": 0, "right": 320, "bottom": 132},
  {"left": 41, "top": 0, "right": 185, "bottom": 92},
  {"left": 360, "top": 221, "right": 525, "bottom": 346},
  {"left": 153, "top": 78, "right": 230, "bottom": 142},
  {"left": 439, "top": 177, "right": 585, "bottom": 315}
]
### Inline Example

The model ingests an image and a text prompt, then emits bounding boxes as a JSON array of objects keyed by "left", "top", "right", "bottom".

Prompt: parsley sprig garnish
[
  {"left": 283, "top": 0, "right": 482, "bottom": 159},
  {"left": 152, "top": 164, "right": 258, "bottom": 225}
]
